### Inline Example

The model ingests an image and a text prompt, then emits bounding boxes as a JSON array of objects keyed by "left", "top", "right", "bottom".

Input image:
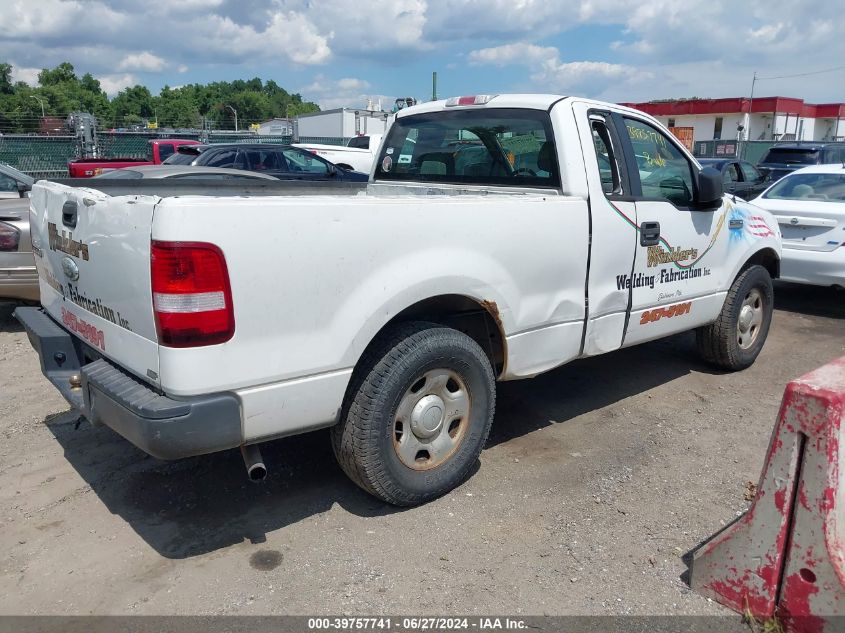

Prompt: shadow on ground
[
  {"left": 773, "top": 281, "right": 844, "bottom": 320},
  {"left": 0, "top": 301, "right": 25, "bottom": 333},
  {"left": 45, "top": 329, "right": 709, "bottom": 559}
]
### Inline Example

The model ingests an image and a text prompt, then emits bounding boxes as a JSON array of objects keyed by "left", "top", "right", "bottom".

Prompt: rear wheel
[
  {"left": 696, "top": 264, "right": 773, "bottom": 370},
  {"left": 331, "top": 322, "right": 496, "bottom": 506}
]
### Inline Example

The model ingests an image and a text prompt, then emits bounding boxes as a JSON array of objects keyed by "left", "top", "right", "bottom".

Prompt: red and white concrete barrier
[{"left": 691, "top": 356, "right": 845, "bottom": 632}]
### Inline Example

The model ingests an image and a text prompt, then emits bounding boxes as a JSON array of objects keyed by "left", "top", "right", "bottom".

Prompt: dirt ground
[{"left": 1, "top": 282, "right": 843, "bottom": 617}]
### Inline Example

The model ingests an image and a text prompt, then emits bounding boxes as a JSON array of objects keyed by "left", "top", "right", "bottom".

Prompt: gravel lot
[{"left": 1, "top": 283, "right": 843, "bottom": 617}]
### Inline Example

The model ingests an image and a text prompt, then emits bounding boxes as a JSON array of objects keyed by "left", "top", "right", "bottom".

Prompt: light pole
[
  {"left": 225, "top": 105, "right": 238, "bottom": 131},
  {"left": 30, "top": 95, "right": 46, "bottom": 117}
]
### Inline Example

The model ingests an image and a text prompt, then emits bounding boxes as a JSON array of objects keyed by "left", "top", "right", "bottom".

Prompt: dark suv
[{"left": 758, "top": 143, "right": 845, "bottom": 183}]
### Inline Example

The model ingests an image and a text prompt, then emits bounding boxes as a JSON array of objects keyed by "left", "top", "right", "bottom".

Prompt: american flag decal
[{"left": 747, "top": 215, "right": 774, "bottom": 238}]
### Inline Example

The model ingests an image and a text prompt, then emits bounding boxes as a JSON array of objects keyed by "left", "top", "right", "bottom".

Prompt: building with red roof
[{"left": 620, "top": 96, "right": 845, "bottom": 143}]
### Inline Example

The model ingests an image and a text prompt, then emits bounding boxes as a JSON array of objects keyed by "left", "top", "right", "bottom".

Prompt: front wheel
[
  {"left": 696, "top": 264, "right": 773, "bottom": 370},
  {"left": 331, "top": 322, "right": 496, "bottom": 506}
]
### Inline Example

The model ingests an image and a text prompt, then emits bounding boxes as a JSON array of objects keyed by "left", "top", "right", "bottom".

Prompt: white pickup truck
[
  {"left": 17, "top": 94, "right": 781, "bottom": 506},
  {"left": 293, "top": 133, "right": 383, "bottom": 174}
]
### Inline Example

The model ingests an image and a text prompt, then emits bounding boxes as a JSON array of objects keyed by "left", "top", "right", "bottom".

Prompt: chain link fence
[
  {"left": 692, "top": 140, "right": 778, "bottom": 164},
  {"left": 0, "top": 132, "right": 349, "bottom": 177}
]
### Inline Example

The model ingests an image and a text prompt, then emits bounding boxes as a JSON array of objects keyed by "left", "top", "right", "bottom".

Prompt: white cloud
[
  {"left": 747, "top": 23, "right": 784, "bottom": 44},
  {"left": 424, "top": 0, "right": 578, "bottom": 41},
  {"left": 282, "top": 0, "right": 428, "bottom": 56},
  {"left": 10, "top": 65, "right": 40, "bottom": 86},
  {"left": 1, "top": 1, "right": 845, "bottom": 103},
  {"left": 301, "top": 74, "right": 388, "bottom": 110},
  {"left": 468, "top": 43, "right": 559, "bottom": 66},
  {"left": 201, "top": 11, "right": 331, "bottom": 65},
  {"left": 117, "top": 52, "right": 166, "bottom": 72},
  {"left": 97, "top": 73, "right": 137, "bottom": 96},
  {"left": 468, "top": 43, "right": 648, "bottom": 97}
]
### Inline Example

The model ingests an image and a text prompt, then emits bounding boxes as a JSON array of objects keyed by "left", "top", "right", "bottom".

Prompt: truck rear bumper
[{"left": 13, "top": 306, "right": 243, "bottom": 460}]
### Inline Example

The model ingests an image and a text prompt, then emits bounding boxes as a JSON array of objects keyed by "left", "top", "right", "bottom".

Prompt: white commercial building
[
  {"left": 294, "top": 108, "right": 392, "bottom": 139},
  {"left": 622, "top": 97, "right": 845, "bottom": 143}
]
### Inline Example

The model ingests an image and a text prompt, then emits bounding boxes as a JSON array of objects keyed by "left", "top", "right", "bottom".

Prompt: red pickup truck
[{"left": 67, "top": 139, "right": 200, "bottom": 177}]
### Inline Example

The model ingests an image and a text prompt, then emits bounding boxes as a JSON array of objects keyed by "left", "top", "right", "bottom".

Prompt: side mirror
[{"left": 696, "top": 166, "right": 723, "bottom": 208}]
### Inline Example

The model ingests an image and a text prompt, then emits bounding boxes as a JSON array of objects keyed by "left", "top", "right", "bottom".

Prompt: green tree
[
  {"left": 0, "top": 63, "right": 12, "bottom": 95},
  {"left": 38, "top": 62, "right": 77, "bottom": 86},
  {"left": 0, "top": 60, "right": 321, "bottom": 133}
]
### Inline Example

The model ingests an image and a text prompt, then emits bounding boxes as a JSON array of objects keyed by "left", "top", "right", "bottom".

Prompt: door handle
[{"left": 640, "top": 221, "right": 660, "bottom": 247}]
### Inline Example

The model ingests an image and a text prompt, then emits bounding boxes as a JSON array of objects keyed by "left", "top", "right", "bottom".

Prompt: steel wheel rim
[
  {"left": 393, "top": 368, "right": 471, "bottom": 471},
  {"left": 737, "top": 287, "right": 765, "bottom": 350}
]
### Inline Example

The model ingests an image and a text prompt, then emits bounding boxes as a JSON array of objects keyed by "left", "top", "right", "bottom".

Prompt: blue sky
[{"left": 2, "top": 0, "right": 843, "bottom": 112}]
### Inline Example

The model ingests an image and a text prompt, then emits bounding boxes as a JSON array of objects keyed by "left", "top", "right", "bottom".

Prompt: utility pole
[
  {"left": 226, "top": 105, "right": 238, "bottom": 131},
  {"left": 741, "top": 71, "right": 757, "bottom": 160},
  {"left": 30, "top": 95, "right": 46, "bottom": 117},
  {"left": 432, "top": 71, "right": 437, "bottom": 101}
]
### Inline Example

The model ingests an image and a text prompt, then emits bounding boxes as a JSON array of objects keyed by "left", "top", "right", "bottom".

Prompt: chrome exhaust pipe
[{"left": 240, "top": 444, "right": 267, "bottom": 482}]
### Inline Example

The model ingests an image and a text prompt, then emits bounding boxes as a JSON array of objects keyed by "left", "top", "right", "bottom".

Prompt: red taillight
[
  {"left": 0, "top": 222, "right": 20, "bottom": 251},
  {"left": 151, "top": 241, "right": 234, "bottom": 347}
]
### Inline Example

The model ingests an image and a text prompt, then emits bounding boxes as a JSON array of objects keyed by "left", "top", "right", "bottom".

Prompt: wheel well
[
  {"left": 370, "top": 295, "right": 507, "bottom": 377},
  {"left": 741, "top": 248, "right": 780, "bottom": 280}
]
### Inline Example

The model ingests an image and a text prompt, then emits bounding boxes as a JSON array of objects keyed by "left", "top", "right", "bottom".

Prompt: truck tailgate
[{"left": 29, "top": 181, "right": 161, "bottom": 386}]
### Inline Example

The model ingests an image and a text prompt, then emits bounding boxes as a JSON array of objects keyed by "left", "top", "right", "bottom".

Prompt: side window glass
[
  {"left": 739, "top": 162, "right": 761, "bottom": 183},
  {"left": 590, "top": 119, "right": 621, "bottom": 195},
  {"left": 204, "top": 149, "right": 237, "bottom": 168},
  {"left": 723, "top": 163, "right": 739, "bottom": 184},
  {"left": 157, "top": 144, "right": 175, "bottom": 162},
  {"left": 0, "top": 174, "right": 17, "bottom": 191},
  {"left": 623, "top": 118, "right": 695, "bottom": 207},
  {"left": 283, "top": 149, "right": 330, "bottom": 174}
]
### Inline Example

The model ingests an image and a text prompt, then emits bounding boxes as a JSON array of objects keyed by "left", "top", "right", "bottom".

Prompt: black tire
[
  {"left": 696, "top": 264, "right": 773, "bottom": 370},
  {"left": 331, "top": 321, "right": 496, "bottom": 506}
]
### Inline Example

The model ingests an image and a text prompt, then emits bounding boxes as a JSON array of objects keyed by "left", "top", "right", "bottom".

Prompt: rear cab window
[
  {"left": 347, "top": 136, "right": 370, "bottom": 149},
  {"left": 763, "top": 172, "right": 845, "bottom": 202},
  {"left": 374, "top": 108, "right": 560, "bottom": 188},
  {"left": 156, "top": 143, "right": 175, "bottom": 162},
  {"left": 761, "top": 148, "right": 820, "bottom": 165}
]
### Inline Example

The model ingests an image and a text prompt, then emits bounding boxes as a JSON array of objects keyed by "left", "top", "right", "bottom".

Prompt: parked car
[
  {"left": 293, "top": 133, "right": 384, "bottom": 173},
  {"left": 0, "top": 198, "right": 36, "bottom": 301},
  {"left": 749, "top": 164, "right": 845, "bottom": 288},
  {"left": 17, "top": 94, "right": 780, "bottom": 506},
  {"left": 67, "top": 139, "right": 202, "bottom": 177},
  {"left": 92, "top": 165, "right": 281, "bottom": 181},
  {"left": 0, "top": 163, "right": 34, "bottom": 200},
  {"left": 699, "top": 159, "right": 770, "bottom": 200},
  {"left": 0, "top": 164, "right": 35, "bottom": 301},
  {"left": 165, "top": 143, "right": 369, "bottom": 181},
  {"left": 757, "top": 143, "right": 845, "bottom": 184},
  {"left": 4, "top": 166, "right": 287, "bottom": 302}
]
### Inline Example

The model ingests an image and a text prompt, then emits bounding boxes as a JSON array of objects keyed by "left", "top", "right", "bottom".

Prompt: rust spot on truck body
[
  {"left": 480, "top": 299, "right": 502, "bottom": 331},
  {"left": 479, "top": 299, "right": 507, "bottom": 378}
]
